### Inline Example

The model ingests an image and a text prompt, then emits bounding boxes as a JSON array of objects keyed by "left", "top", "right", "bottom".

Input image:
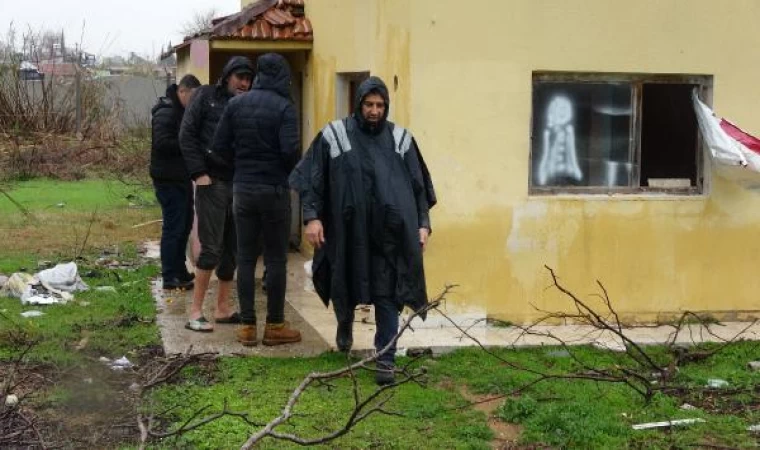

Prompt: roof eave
[{"left": 209, "top": 38, "right": 312, "bottom": 52}]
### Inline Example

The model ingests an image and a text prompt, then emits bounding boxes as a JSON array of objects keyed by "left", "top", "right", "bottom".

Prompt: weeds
[{"left": 0, "top": 25, "right": 155, "bottom": 182}]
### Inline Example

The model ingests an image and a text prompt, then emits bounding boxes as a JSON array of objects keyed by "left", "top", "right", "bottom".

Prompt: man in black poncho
[{"left": 290, "top": 76, "right": 436, "bottom": 385}]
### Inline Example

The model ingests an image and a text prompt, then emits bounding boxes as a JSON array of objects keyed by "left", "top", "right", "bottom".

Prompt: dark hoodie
[
  {"left": 150, "top": 84, "right": 189, "bottom": 182},
  {"left": 352, "top": 76, "right": 390, "bottom": 135},
  {"left": 179, "top": 56, "right": 254, "bottom": 182},
  {"left": 213, "top": 53, "right": 299, "bottom": 188}
]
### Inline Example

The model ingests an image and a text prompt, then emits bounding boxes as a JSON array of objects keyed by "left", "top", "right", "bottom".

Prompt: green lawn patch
[
  {"left": 0, "top": 179, "right": 159, "bottom": 273},
  {"left": 1, "top": 179, "right": 758, "bottom": 449}
]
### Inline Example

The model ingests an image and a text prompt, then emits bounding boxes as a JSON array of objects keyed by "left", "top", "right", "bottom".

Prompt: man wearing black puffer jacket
[
  {"left": 212, "top": 53, "right": 301, "bottom": 346},
  {"left": 150, "top": 74, "right": 201, "bottom": 291},
  {"left": 179, "top": 56, "right": 254, "bottom": 333}
]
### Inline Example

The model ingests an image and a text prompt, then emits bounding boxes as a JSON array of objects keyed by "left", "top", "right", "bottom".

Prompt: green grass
[
  {"left": 1, "top": 179, "right": 758, "bottom": 449},
  {"left": 0, "top": 178, "right": 161, "bottom": 366},
  {"left": 136, "top": 343, "right": 760, "bottom": 449},
  {"left": 0, "top": 178, "right": 154, "bottom": 213},
  {"left": 432, "top": 346, "right": 760, "bottom": 449},
  {"left": 0, "top": 264, "right": 160, "bottom": 366},
  {"left": 0, "top": 179, "right": 159, "bottom": 273},
  {"left": 145, "top": 355, "right": 492, "bottom": 450}
]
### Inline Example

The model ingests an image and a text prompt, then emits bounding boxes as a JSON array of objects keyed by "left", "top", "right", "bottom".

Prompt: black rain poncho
[{"left": 289, "top": 77, "right": 436, "bottom": 322}]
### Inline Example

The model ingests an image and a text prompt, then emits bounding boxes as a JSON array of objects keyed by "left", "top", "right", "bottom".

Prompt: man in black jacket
[
  {"left": 179, "top": 56, "right": 254, "bottom": 332},
  {"left": 213, "top": 53, "right": 301, "bottom": 346},
  {"left": 290, "top": 77, "right": 436, "bottom": 384},
  {"left": 150, "top": 74, "right": 201, "bottom": 290}
]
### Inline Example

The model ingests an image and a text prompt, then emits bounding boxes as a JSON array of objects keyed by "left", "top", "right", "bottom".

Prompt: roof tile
[{"left": 184, "top": 0, "right": 312, "bottom": 42}]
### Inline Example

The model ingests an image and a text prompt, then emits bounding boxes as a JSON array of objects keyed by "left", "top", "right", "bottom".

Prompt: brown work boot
[
  {"left": 236, "top": 325, "right": 257, "bottom": 347},
  {"left": 262, "top": 321, "right": 302, "bottom": 346}
]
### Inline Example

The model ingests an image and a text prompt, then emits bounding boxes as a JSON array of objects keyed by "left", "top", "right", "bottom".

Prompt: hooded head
[
  {"left": 152, "top": 84, "right": 178, "bottom": 115},
  {"left": 218, "top": 56, "right": 255, "bottom": 96},
  {"left": 353, "top": 76, "right": 390, "bottom": 134},
  {"left": 253, "top": 53, "right": 292, "bottom": 98}
]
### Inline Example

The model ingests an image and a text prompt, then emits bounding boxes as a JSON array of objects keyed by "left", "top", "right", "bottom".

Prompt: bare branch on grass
[
  {"left": 444, "top": 267, "right": 757, "bottom": 411},
  {"left": 0, "top": 184, "right": 34, "bottom": 219},
  {"left": 0, "top": 313, "right": 49, "bottom": 449},
  {"left": 135, "top": 349, "right": 262, "bottom": 449},
  {"left": 73, "top": 209, "right": 98, "bottom": 260},
  {"left": 238, "top": 286, "right": 457, "bottom": 448},
  {"left": 133, "top": 273, "right": 756, "bottom": 446}
]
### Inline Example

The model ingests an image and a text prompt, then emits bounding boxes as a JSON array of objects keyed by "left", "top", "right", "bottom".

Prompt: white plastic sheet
[
  {"left": 693, "top": 92, "right": 760, "bottom": 188},
  {"left": 37, "top": 262, "right": 88, "bottom": 292},
  {"left": 692, "top": 92, "right": 752, "bottom": 168},
  {"left": 0, "top": 273, "right": 36, "bottom": 299},
  {"left": 0, "top": 262, "right": 88, "bottom": 305}
]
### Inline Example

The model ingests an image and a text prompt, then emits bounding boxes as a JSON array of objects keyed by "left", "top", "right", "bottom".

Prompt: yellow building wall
[
  {"left": 175, "top": 40, "right": 211, "bottom": 84},
  {"left": 302, "top": 0, "right": 760, "bottom": 323},
  {"left": 176, "top": 47, "right": 191, "bottom": 81}
]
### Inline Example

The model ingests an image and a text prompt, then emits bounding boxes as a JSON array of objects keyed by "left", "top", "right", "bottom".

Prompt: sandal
[
  {"left": 185, "top": 317, "right": 214, "bottom": 332},
  {"left": 215, "top": 312, "right": 241, "bottom": 324}
]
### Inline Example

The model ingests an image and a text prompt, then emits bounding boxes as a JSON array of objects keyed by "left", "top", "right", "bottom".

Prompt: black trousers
[
  {"left": 153, "top": 180, "right": 193, "bottom": 281},
  {"left": 233, "top": 185, "right": 290, "bottom": 324}
]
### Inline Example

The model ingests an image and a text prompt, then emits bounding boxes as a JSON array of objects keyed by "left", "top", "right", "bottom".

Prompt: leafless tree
[{"left": 179, "top": 9, "right": 219, "bottom": 37}]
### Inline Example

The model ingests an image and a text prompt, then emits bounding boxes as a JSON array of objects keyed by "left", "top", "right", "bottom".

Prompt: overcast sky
[{"left": 0, "top": 0, "right": 240, "bottom": 57}]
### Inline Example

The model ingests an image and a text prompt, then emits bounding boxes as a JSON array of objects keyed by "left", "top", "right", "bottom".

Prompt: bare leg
[
  {"left": 189, "top": 268, "right": 213, "bottom": 321},
  {"left": 215, "top": 279, "right": 235, "bottom": 319}
]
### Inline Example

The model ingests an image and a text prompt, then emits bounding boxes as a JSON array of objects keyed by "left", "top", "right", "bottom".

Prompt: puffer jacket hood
[
  {"left": 217, "top": 56, "right": 255, "bottom": 88},
  {"left": 151, "top": 84, "right": 180, "bottom": 115},
  {"left": 253, "top": 53, "right": 291, "bottom": 98},
  {"left": 353, "top": 76, "right": 390, "bottom": 134},
  {"left": 150, "top": 83, "right": 188, "bottom": 182}
]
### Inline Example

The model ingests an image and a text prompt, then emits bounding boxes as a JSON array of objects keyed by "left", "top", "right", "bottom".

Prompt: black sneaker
[
  {"left": 375, "top": 362, "right": 395, "bottom": 386},
  {"left": 336, "top": 320, "right": 353, "bottom": 352},
  {"left": 180, "top": 271, "right": 195, "bottom": 283},
  {"left": 163, "top": 278, "right": 194, "bottom": 291}
]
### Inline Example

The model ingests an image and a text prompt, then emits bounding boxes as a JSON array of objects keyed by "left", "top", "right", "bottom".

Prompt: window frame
[
  {"left": 529, "top": 72, "right": 713, "bottom": 197},
  {"left": 335, "top": 71, "right": 370, "bottom": 120}
]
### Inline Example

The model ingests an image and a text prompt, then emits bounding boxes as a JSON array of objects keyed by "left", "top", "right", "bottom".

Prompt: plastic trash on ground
[
  {"left": 303, "top": 260, "right": 315, "bottom": 293},
  {"left": 0, "top": 262, "right": 88, "bottom": 305},
  {"left": 100, "top": 356, "right": 135, "bottom": 371},
  {"left": 37, "top": 262, "right": 88, "bottom": 292},
  {"left": 707, "top": 379, "right": 729, "bottom": 388}
]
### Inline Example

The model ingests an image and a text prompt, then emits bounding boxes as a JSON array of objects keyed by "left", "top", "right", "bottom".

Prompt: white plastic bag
[
  {"left": 0, "top": 273, "right": 36, "bottom": 299},
  {"left": 303, "top": 260, "right": 315, "bottom": 292},
  {"left": 37, "top": 262, "right": 88, "bottom": 292}
]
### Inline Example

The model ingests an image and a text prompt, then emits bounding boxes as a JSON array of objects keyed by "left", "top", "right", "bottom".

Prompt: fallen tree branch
[
  {"left": 74, "top": 209, "right": 98, "bottom": 260},
  {"left": 0, "top": 318, "right": 47, "bottom": 449},
  {"left": 0, "top": 184, "right": 34, "bottom": 220},
  {"left": 135, "top": 348, "right": 264, "bottom": 448},
  {"left": 132, "top": 274, "right": 756, "bottom": 447},
  {"left": 140, "top": 349, "right": 217, "bottom": 392},
  {"left": 131, "top": 219, "right": 162, "bottom": 229},
  {"left": 239, "top": 285, "right": 456, "bottom": 448}
]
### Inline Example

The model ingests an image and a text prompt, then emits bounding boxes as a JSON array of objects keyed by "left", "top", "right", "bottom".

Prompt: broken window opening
[
  {"left": 640, "top": 83, "right": 700, "bottom": 189},
  {"left": 530, "top": 73, "right": 712, "bottom": 195}
]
